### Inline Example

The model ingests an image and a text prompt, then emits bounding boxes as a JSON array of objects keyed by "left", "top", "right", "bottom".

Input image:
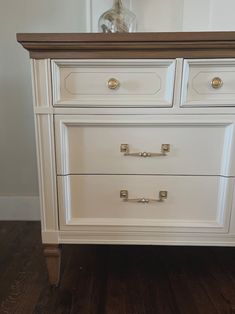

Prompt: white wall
[
  {"left": 183, "top": 0, "right": 235, "bottom": 31},
  {"left": 90, "top": 0, "right": 235, "bottom": 32},
  {"left": 90, "top": 0, "right": 184, "bottom": 32},
  {"left": 0, "top": 0, "right": 87, "bottom": 220}
]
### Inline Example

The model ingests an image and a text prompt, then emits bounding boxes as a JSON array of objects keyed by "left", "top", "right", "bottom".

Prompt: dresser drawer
[
  {"left": 52, "top": 60, "right": 176, "bottom": 107},
  {"left": 181, "top": 59, "right": 235, "bottom": 107},
  {"left": 55, "top": 115, "right": 235, "bottom": 176},
  {"left": 58, "top": 175, "right": 233, "bottom": 232}
]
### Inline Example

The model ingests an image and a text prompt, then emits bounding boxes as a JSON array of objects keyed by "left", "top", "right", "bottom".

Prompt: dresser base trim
[
  {"left": 58, "top": 232, "right": 235, "bottom": 246},
  {"left": 41, "top": 230, "right": 235, "bottom": 246}
]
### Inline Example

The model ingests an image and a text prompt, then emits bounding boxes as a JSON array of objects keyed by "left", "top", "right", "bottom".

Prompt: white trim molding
[{"left": 0, "top": 196, "right": 40, "bottom": 221}]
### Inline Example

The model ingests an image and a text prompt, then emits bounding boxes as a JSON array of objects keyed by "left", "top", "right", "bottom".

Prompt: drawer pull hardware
[
  {"left": 211, "top": 77, "right": 223, "bottom": 89},
  {"left": 107, "top": 78, "right": 120, "bottom": 90},
  {"left": 120, "top": 144, "right": 170, "bottom": 157},
  {"left": 120, "top": 190, "right": 168, "bottom": 203}
]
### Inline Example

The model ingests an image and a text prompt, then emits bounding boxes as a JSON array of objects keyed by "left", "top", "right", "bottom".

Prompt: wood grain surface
[
  {"left": 17, "top": 32, "right": 235, "bottom": 59},
  {"left": 1, "top": 222, "right": 235, "bottom": 313}
]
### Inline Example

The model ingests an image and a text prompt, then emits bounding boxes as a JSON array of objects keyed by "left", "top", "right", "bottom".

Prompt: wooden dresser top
[{"left": 17, "top": 32, "right": 235, "bottom": 59}]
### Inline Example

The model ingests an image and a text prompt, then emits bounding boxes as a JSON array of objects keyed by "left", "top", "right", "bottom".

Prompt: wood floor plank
[
  {"left": 201, "top": 248, "right": 235, "bottom": 311},
  {"left": 125, "top": 246, "right": 180, "bottom": 314},
  {"left": 1, "top": 222, "right": 235, "bottom": 314},
  {"left": 160, "top": 247, "right": 200, "bottom": 314},
  {"left": 210, "top": 247, "right": 235, "bottom": 313},
  {"left": 0, "top": 222, "right": 28, "bottom": 277},
  {"left": 122, "top": 246, "right": 152, "bottom": 314},
  {"left": 70, "top": 245, "right": 108, "bottom": 314},
  {"left": 0, "top": 222, "right": 41, "bottom": 302},
  {"left": 184, "top": 247, "right": 231, "bottom": 314},
  {"left": 165, "top": 246, "right": 218, "bottom": 314},
  {"left": 148, "top": 247, "right": 183, "bottom": 314},
  {"left": 105, "top": 246, "right": 128, "bottom": 314},
  {"left": 0, "top": 222, "right": 46, "bottom": 314}
]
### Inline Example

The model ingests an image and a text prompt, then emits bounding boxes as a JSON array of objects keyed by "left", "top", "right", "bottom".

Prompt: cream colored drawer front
[
  {"left": 58, "top": 175, "right": 233, "bottom": 233},
  {"left": 181, "top": 59, "right": 235, "bottom": 107},
  {"left": 52, "top": 60, "right": 176, "bottom": 107},
  {"left": 55, "top": 115, "right": 235, "bottom": 176}
]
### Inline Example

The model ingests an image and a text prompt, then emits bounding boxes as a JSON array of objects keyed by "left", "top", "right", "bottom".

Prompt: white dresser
[{"left": 17, "top": 32, "right": 235, "bottom": 285}]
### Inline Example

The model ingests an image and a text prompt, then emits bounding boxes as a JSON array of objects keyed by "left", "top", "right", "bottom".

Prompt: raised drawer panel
[
  {"left": 181, "top": 59, "right": 235, "bottom": 107},
  {"left": 58, "top": 175, "right": 234, "bottom": 233},
  {"left": 52, "top": 60, "right": 176, "bottom": 107},
  {"left": 55, "top": 115, "right": 235, "bottom": 176}
]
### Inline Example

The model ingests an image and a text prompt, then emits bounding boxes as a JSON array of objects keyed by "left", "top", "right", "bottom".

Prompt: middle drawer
[{"left": 55, "top": 115, "right": 235, "bottom": 176}]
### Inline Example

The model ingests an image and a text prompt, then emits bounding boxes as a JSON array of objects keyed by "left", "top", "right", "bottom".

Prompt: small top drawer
[
  {"left": 181, "top": 59, "right": 235, "bottom": 107},
  {"left": 52, "top": 59, "right": 176, "bottom": 107}
]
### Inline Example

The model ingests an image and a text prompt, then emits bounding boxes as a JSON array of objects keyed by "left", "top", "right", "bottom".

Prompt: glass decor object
[{"left": 98, "top": 0, "right": 137, "bottom": 33}]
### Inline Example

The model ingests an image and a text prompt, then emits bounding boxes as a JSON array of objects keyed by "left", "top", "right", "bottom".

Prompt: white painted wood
[
  {"left": 55, "top": 114, "right": 235, "bottom": 176},
  {"left": 0, "top": 196, "right": 40, "bottom": 221},
  {"left": 52, "top": 60, "right": 176, "bottom": 107},
  {"left": 31, "top": 60, "right": 58, "bottom": 232},
  {"left": 228, "top": 181, "right": 235, "bottom": 234},
  {"left": 35, "top": 105, "right": 235, "bottom": 116},
  {"left": 181, "top": 59, "right": 235, "bottom": 107},
  {"left": 34, "top": 114, "right": 59, "bottom": 231},
  {"left": 29, "top": 55, "right": 235, "bottom": 246},
  {"left": 173, "top": 58, "right": 184, "bottom": 108},
  {"left": 57, "top": 175, "right": 233, "bottom": 233},
  {"left": 31, "top": 59, "right": 52, "bottom": 108},
  {"left": 57, "top": 230, "right": 235, "bottom": 246},
  {"left": 41, "top": 231, "right": 59, "bottom": 244}
]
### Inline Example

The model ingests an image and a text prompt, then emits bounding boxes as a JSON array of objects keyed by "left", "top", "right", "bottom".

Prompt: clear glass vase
[{"left": 98, "top": 0, "right": 137, "bottom": 33}]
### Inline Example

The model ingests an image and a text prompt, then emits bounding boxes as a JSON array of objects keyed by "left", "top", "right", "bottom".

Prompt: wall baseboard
[{"left": 0, "top": 196, "right": 40, "bottom": 221}]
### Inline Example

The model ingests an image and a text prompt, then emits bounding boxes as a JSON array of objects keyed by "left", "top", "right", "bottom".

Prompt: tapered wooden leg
[{"left": 43, "top": 244, "right": 61, "bottom": 286}]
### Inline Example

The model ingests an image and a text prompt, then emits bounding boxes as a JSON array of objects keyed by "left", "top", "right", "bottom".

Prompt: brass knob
[
  {"left": 107, "top": 78, "right": 120, "bottom": 90},
  {"left": 211, "top": 77, "right": 223, "bottom": 89}
]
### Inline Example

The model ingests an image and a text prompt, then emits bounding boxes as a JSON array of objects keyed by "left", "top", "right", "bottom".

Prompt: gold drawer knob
[
  {"left": 120, "top": 190, "right": 168, "bottom": 203},
  {"left": 211, "top": 77, "right": 223, "bottom": 89},
  {"left": 107, "top": 78, "right": 120, "bottom": 90}
]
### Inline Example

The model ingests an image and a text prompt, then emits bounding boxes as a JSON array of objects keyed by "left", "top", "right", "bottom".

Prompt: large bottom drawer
[{"left": 57, "top": 175, "right": 234, "bottom": 233}]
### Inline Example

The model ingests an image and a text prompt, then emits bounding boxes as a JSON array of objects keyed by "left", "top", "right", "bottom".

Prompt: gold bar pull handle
[
  {"left": 120, "top": 144, "right": 170, "bottom": 157},
  {"left": 120, "top": 190, "right": 168, "bottom": 204}
]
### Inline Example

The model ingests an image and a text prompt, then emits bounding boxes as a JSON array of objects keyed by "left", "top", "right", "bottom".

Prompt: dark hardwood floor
[{"left": 1, "top": 222, "right": 235, "bottom": 314}]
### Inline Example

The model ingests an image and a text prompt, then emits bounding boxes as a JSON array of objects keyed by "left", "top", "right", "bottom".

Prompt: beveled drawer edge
[{"left": 51, "top": 59, "right": 176, "bottom": 107}]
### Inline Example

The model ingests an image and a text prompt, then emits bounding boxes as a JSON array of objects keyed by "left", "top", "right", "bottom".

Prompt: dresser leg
[{"left": 43, "top": 244, "right": 61, "bottom": 287}]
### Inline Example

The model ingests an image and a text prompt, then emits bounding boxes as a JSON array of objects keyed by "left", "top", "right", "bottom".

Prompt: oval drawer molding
[
  {"left": 57, "top": 175, "right": 234, "bottom": 233},
  {"left": 181, "top": 59, "right": 235, "bottom": 107},
  {"left": 55, "top": 115, "right": 235, "bottom": 177},
  {"left": 51, "top": 60, "right": 176, "bottom": 107}
]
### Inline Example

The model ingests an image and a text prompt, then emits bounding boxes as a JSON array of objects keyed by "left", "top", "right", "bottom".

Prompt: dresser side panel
[{"left": 31, "top": 60, "right": 59, "bottom": 240}]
